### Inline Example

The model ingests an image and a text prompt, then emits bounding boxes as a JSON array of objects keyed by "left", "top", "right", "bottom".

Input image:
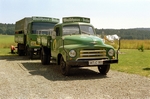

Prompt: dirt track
[{"left": 0, "top": 55, "right": 150, "bottom": 99}]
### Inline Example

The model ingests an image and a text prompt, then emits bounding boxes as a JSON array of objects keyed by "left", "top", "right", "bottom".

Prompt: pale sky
[{"left": 0, "top": 0, "right": 150, "bottom": 29}]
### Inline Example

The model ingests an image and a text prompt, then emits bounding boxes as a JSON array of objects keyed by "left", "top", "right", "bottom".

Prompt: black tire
[
  {"left": 46, "top": 54, "right": 50, "bottom": 65},
  {"left": 18, "top": 44, "right": 22, "bottom": 56},
  {"left": 60, "top": 56, "right": 70, "bottom": 76},
  {"left": 29, "top": 49, "right": 33, "bottom": 59},
  {"left": 26, "top": 47, "right": 33, "bottom": 59},
  {"left": 18, "top": 44, "right": 25, "bottom": 56},
  {"left": 98, "top": 65, "right": 110, "bottom": 75},
  {"left": 41, "top": 47, "right": 50, "bottom": 65},
  {"left": 18, "top": 50, "right": 24, "bottom": 56},
  {"left": 18, "top": 50, "right": 22, "bottom": 56}
]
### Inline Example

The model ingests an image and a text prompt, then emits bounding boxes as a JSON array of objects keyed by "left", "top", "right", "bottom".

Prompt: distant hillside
[{"left": 134, "top": 28, "right": 150, "bottom": 31}]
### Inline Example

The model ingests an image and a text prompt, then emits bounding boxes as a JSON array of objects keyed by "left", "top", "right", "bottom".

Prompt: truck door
[{"left": 51, "top": 26, "right": 61, "bottom": 58}]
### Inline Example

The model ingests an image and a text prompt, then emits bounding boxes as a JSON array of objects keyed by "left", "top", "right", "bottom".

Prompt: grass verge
[
  {"left": 0, "top": 48, "right": 17, "bottom": 56},
  {"left": 111, "top": 49, "right": 150, "bottom": 77},
  {"left": 0, "top": 35, "right": 16, "bottom": 48}
]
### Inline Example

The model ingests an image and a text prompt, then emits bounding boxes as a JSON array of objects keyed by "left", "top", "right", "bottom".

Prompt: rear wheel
[
  {"left": 60, "top": 56, "right": 70, "bottom": 76},
  {"left": 98, "top": 65, "right": 110, "bottom": 75},
  {"left": 18, "top": 44, "right": 25, "bottom": 56},
  {"left": 18, "top": 50, "right": 24, "bottom": 56}
]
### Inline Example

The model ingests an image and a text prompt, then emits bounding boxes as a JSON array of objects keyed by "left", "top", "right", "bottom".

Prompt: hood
[{"left": 63, "top": 34, "right": 112, "bottom": 48}]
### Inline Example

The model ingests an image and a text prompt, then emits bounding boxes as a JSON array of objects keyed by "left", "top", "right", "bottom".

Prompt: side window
[{"left": 56, "top": 27, "right": 60, "bottom": 36}]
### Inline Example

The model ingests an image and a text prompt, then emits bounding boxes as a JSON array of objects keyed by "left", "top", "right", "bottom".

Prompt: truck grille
[{"left": 79, "top": 49, "right": 108, "bottom": 60}]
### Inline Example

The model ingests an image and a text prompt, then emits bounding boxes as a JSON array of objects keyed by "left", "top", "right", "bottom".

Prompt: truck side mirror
[{"left": 52, "top": 31, "right": 56, "bottom": 39}]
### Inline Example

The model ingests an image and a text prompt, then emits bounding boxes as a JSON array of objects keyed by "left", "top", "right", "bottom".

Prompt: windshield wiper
[
  {"left": 81, "top": 31, "right": 90, "bottom": 35},
  {"left": 71, "top": 31, "right": 79, "bottom": 35}
]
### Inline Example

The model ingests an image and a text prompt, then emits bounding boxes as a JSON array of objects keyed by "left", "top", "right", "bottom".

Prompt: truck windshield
[
  {"left": 36, "top": 29, "right": 53, "bottom": 35},
  {"left": 63, "top": 25, "right": 95, "bottom": 35},
  {"left": 63, "top": 25, "right": 79, "bottom": 35},
  {"left": 32, "top": 22, "right": 56, "bottom": 35},
  {"left": 80, "top": 25, "right": 95, "bottom": 35}
]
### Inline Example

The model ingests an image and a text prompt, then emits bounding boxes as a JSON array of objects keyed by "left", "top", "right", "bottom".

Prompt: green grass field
[
  {"left": 111, "top": 49, "right": 150, "bottom": 77},
  {"left": 0, "top": 35, "right": 17, "bottom": 55},
  {"left": 106, "top": 39, "right": 150, "bottom": 50},
  {"left": 0, "top": 35, "right": 150, "bottom": 77},
  {"left": 0, "top": 35, "right": 16, "bottom": 48},
  {"left": 0, "top": 48, "right": 16, "bottom": 55}
]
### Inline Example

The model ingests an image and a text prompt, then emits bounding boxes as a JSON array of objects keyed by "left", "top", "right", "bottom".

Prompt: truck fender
[{"left": 58, "top": 49, "right": 67, "bottom": 62}]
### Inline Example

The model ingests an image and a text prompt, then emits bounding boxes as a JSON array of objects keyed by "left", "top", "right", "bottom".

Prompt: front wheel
[
  {"left": 60, "top": 56, "right": 70, "bottom": 76},
  {"left": 98, "top": 65, "right": 110, "bottom": 75}
]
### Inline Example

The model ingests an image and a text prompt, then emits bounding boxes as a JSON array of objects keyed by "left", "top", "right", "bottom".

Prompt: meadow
[
  {"left": 111, "top": 49, "right": 150, "bottom": 77},
  {"left": 0, "top": 35, "right": 16, "bottom": 55},
  {"left": 106, "top": 39, "right": 150, "bottom": 50},
  {"left": 105, "top": 39, "right": 150, "bottom": 77},
  {"left": 0, "top": 35, "right": 16, "bottom": 48},
  {"left": 0, "top": 35, "right": 150, "bottom": 77}
]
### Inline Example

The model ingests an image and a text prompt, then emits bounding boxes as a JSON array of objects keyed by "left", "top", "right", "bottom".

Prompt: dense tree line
[
  {"left": 95, "top": 28, "right": 150, "bottom": 40},
  {"left": 0, "top": 23, "right": 15, "bottom": 35},
  {"left": 0, "top": 23, "right": 150, "bottom": 39}
]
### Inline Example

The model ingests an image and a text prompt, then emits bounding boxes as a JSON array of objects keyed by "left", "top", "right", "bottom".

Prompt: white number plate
[{"left": 89, "top": 60, "right": 103, "bottom": 65}]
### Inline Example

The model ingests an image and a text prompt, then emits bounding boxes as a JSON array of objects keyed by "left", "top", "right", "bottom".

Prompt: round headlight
[
  {"left": 108, "top": 49, "right": 114, "bottom": 56},
  {"left": 69, "top": 50, "right": 76, "bottom": 57}
]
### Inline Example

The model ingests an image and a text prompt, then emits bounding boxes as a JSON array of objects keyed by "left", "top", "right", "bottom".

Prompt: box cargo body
[
  {"left": 15, "top": 17, "right": 32, "bottom": 34},
  {"left": 15, "top": 18, "right": 32, "bottom": 44}
]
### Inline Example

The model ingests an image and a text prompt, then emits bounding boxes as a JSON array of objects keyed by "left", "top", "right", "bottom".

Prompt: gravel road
[{"left": 0, "top": 55, "right": 150, "bottom": 99}]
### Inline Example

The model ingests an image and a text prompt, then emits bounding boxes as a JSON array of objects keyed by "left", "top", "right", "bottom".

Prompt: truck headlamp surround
[
  {"left": 108, "top": 49, "right": 114, "bottom": 56},
  {"left": 69, "top": 50, "right": 76, "bottom": 57}
]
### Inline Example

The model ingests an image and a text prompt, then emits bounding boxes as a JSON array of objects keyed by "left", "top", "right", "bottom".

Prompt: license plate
[{"left": 89, "top": 60, "right": 103, "bottom": 65}]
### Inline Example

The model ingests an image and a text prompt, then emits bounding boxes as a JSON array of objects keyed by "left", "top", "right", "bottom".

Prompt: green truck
[
  {"left": 37, "top": 17, "right": 119, "bottom": 76},
  {"left": 14, "top": 16, "right": 59, "bottom": 58}
]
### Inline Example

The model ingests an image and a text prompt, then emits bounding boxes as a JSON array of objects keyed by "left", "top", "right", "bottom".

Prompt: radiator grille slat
[{"left": 80, "top": 49, "right": 107, "bottom": 58}]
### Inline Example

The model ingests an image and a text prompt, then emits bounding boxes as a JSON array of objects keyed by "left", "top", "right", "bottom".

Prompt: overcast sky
[{"left": 0, "top": 0, "right": 150, "bottom": 29}]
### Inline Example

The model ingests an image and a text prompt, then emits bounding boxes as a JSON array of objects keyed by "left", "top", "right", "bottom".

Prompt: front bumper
[{"left": 67, "top": 59, "right": 118, "bottom": 67}]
